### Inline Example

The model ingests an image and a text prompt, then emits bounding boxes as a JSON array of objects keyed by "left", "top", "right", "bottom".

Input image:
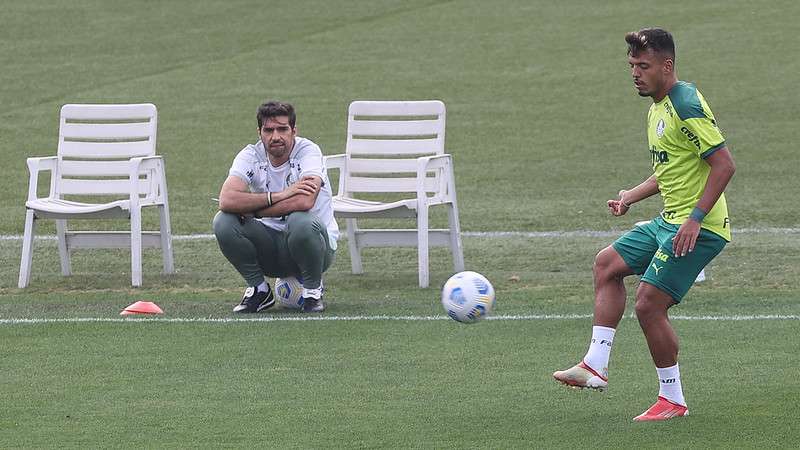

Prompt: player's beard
[
  {"left": 267, "top": 139, "right": 293, "bottom": 163},
  {"left": 268, "top": 145, "right": 288, "bottom": 159},
  {"left": 638, "top": 78, "right": 664, "bottom": 99},
  {"left": 635, "top": 82, "right": 652, "bottom": 97}
]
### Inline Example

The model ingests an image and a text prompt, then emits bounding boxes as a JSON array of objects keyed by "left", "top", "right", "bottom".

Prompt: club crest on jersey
[
  {"left": 656, "top": 119, "right": 666, "bottom": 138},
  {"left": 285, "top": 160, "right": 301, "bottom": 186}
]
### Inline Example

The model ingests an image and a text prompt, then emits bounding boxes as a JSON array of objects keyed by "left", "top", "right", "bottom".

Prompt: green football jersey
[{"left": 647, "top": 81, "right": 731, "bottom": 241}]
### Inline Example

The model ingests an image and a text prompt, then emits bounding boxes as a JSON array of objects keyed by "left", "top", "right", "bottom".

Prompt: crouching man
[{"left": 213, "top": 101, "right": 338, "bottom": 313}]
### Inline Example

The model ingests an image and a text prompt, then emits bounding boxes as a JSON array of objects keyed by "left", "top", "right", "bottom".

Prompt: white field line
[
  {"left": 1, "top": 227, "right": 798, "bottom": 242},
  {"left": 0, "top": 313, "right": 797, "bottom": 325}
]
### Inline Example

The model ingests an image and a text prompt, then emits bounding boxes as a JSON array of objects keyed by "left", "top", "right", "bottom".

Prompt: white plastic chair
[
  {"left": 325, "top": 100, "right": 464, "bottom": 288},
  {"left": 18, "top": 103, "right": 174, "bottom": 288}
]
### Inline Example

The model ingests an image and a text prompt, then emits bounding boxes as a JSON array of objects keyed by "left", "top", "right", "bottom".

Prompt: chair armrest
[
  {"left": 416, "top": 154, "right": 454, "bottom": 200},
  {"left": 130, "top": 155, "right": 164, "bottom": 173},
  {"left": 324, "top": 154, "right": 346, "bottom": 197},
  {"left": 25, "top": 156, "right": 59, "bottom": 202},
  {"left": 130, "top": 156, "right": 167, "bottom": 204},
  {"left": 416, "top": 153, "right": 451, "bottom": 171},
  {"left": 324, "top": 153, "right": 346, "bottom": 171}
]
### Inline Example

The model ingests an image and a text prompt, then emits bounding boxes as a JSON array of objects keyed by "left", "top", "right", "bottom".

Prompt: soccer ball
[
  {"left": 441, "top": 271, "right": 496, "bottom": 323},
  {"left": 275, "top": 276, "right": 304, "bottom": 309}
]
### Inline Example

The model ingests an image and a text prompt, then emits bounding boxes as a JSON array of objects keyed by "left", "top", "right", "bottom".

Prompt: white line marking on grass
[
  {"left": 669, "top": 314, "right": 800, "bottom": 321},
  {"left": 1, "top": 227, "right": 798, "bottom": 242},
  {"left": 1, "top": 313, "right": 797, "bottom": 325},
  {"left": 461, "top": 228, "right": 800, "bottom": 238}
]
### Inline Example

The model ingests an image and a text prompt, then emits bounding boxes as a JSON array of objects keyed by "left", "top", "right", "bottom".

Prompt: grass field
[{"left": 2, "top": 0, "right": 799, "bottom": 448}]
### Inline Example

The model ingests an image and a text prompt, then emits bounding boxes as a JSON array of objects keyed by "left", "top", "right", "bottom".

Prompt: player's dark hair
[
  {"left": 257, "top": 101, "right": 296, "bottom": 129},
  {"left": 625, "top": 28, "right": 675, "bottom": 62}
]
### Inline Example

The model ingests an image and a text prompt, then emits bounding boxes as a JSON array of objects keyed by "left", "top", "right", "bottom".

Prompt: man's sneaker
[
  {"left": 233, "top": 286, "right": 275, "bottom": 313},
  {"left": 633, "top": 396, "right": 688, "bottom": 422},
  {"left": 301, "top": 296, "right": 325, "bottom": 313},
  {"left": 553, "top": 361, "right": 608, "bottom": 390}
]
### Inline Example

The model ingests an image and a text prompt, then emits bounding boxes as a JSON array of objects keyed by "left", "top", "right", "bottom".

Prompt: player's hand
[
  {"left": 286, "top": 178, "right": 319, "bottom": 197},
  {"left": 607, "top": 190, "right": 630, "bottom": 216},
  {"left": 672, "top": 218, "right": 701, "bottom": 257}
]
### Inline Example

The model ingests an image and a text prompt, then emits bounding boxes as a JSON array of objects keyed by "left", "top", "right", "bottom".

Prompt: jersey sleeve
[
  {"left": 295, "top": 140, "right": 326, "bottom": 180},
  {"left": 228, "top": 146, "right": 257, "bottom": 188},
  {"left": 669, "top": 83, "right": 726, "bottom": 158},
  {"left": 682, "top": 117, "right": 725, "bottom": 158}
]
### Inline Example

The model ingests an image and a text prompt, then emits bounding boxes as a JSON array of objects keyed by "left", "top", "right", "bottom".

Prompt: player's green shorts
[{"left": 612, "top": 216, "right": 727, "bottom": 302}]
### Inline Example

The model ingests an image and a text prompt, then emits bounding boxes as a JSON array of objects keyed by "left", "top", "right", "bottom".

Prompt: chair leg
[
  {"left": 346, "top": 218, "right": 363, "bottom": 274},
  {"left": 445, "top": 163, "right": 465, "bottom": 273},
  {"left": 131, "top": 208, "right": 143, "bottom": 287},
  {"left": 417, "top": 204, "right": 430, "bottom": 288},
  {"left": 158, "top": 204, "right": 175, "bottom": 274},
  {"left": 447, "top": 203, "right": 465, "bottom": 272},
  {"left": 18, "top": 210, "right": 36, "bottom": 288},
  {"left": 55, "top": 219, "right": 71, "bottom": 276}
]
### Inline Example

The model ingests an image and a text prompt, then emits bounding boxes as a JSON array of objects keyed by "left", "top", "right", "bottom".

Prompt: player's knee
[
  {"left": 286, "top": 211, "right": 322, "bottom": 237},
  {"left": 634, "top": 293, "right": 668, "bottom": 322},
  {"left": 594, "top": 247, "right": 621, "bottom": 281},
  {"left": 212, "top": 211, "right": 240, "bottom": 241},
  {"left": 634, "top": 297, "right": 652, "bottom": 320}
]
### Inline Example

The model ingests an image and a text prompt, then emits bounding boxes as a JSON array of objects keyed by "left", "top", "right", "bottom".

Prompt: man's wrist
[
  {"left": 620, "top": 192, "right": 632, "bottom": 208},
  {"left": 689, "top": 206, "right": 707, "bottom": 223}
]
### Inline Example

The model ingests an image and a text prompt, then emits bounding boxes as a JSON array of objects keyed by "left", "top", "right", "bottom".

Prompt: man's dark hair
[
  {"left": 257, "top": 101, "right": 296, "bottom": 129},
  {"left": 625, "top": 28, "right": 675, "bottom": 62}
]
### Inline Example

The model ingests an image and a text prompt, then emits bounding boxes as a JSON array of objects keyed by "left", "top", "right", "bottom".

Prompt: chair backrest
[
  {"left": 56, "top": 104, "right": 158, "bottom": 198},
  {"left": 344, "top": 100, "right": 446, "bottom": 195}
]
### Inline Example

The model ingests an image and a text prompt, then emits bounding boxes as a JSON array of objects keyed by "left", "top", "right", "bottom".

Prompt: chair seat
[
  {"left": 332, "top": 197, "right": 418, "bottom": 218},
  {"left": 26, "top": 198, "right": 131, "bottom": 219}
]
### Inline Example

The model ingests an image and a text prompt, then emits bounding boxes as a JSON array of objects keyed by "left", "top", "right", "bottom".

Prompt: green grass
[
  {"left": 1, "top": 234, "right": 799, "bottom": 448},
  {"left": 2, "top": 0, "right": 800, "bottom": 448},
  {"left": 2, "top": 0, "right": 799, "bottom": 234},
  {"left": 2, "top": 232, "right": 799, "bottom": 317},
  {"left": 1, "top": 320, "right": 797, "bottom": 449}
]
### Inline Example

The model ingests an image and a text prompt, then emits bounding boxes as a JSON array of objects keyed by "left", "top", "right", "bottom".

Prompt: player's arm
[
  {"left": 253, "top": 175, "right": 322, "bottom": 218},
  {"left": 218, "top": 175, "right": 270, "bottom": 214},
  {"left": 607, "top": 175, "right": 660, "bottom": 216},
  {"left": 672, "top": 147, "right": 735, "bottom": 256},
  {"left": 218, "top": 174, "right": 319, "bottom": 215},
  {"left": 693, "top": 147, "right": 735, "bottom": 214}
]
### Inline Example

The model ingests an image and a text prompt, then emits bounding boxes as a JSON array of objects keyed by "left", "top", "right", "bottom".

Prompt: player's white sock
[
  {"left": 656, "top": 364, "right": 686, "bottom": 406},
  {"left": 255, "top": 280, "right": 268, "bottom": 293},
  {"left": 583, "top": 326, "right": 615, "bottom": 379},
  {"left": 302, "top": 287, "right": 323, "bottom": 300}
]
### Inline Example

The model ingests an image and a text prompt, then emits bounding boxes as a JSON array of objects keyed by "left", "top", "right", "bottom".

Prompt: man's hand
[
  {"left": 285, "top": 176, "right": 319, "bottom": 198},
  {"left": 607, "top": 190, "right": 630, "bottom": 216},
  {"left": 256, "top": 175, "right": 323, "bottom": 217},
  {"left": 672, "top": 218, "right": 701, "bottom": 257},
  {"left": 272, "top": 176, "right": 320, "bottom": 204}
]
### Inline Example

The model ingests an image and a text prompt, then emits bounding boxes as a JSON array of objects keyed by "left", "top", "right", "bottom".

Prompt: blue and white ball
[
  {"left": 275, "top": 276, "right": 304, "bottom": 309},
  {"left": 441, "top": 271, "right": 495, "bottom": 323}
]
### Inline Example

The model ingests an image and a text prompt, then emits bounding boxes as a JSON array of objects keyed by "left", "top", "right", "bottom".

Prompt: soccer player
[
  {"left": 553, "top": 28, "right": 736, "bottom": 421},
  {"left": 213, "top": 101, "right": 338, "bottom": 313}
]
